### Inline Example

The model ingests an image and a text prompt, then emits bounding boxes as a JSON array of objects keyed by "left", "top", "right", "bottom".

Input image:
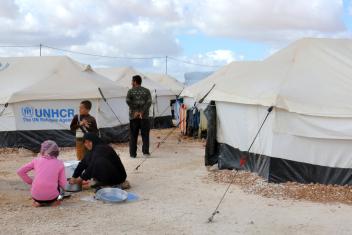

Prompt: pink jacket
[{"left": 17, "top": 156, "right": 67, "bottom": 201}]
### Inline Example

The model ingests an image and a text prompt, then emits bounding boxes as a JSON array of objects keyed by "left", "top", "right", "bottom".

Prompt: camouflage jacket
[{"left": 126, "top": 86, "right": 152, "bottom": 119}]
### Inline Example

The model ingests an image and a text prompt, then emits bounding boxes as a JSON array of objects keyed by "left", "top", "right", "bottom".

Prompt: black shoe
[{"left": 130, "top": 155, "right": 137, "bottom": 158}]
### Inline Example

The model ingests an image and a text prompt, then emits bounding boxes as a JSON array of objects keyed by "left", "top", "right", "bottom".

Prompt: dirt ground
[{"left": 1, "top": 129, "right": 352, "bottom": 235}]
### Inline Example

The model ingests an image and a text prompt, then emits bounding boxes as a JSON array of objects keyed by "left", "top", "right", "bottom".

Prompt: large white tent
[
  {"left": 205, "top": 38, "right": 352, "bottom": 185},
  {"left": 96, "top": 67, "right": 175, "bottom": 128},
  {"left": 0, "top": 56, "right": 130, "bottom": 151},
  {"left": 181, "top": 61, "right": 258, "bottom": 109},
  {"left": 145, "top": 73, "right": 184, "bottom": 95}
]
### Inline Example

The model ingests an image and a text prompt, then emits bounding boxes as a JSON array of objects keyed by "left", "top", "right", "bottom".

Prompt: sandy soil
[{"left": 1, "top": 129, "right": 352, "bottom": 235}]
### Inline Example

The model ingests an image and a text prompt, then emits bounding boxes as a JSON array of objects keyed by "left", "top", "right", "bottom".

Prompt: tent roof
[
  {"left": 206, "top": 38, "right": 352, "bottom": 117},
  {"left": 181, "top": 61, "right": 258, "bottom": 102},
  {"left": 145, "top": 73, "right": 184, "bottom": 95},
  {"left": 0, "top": 56, "right": 128, "bottom": 104},
  {"left": 95, "top": 67, "right": 175, "bottom": 96}
]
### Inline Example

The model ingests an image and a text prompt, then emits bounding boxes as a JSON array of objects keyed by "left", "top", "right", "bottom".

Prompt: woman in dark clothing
[{"left": 69, "top": 133, "right": 127, "bottom": 187}]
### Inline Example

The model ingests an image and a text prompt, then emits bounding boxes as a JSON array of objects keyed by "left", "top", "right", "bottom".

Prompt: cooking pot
[{"left": 65, "top": 181, "right": 82, "bottom": 192}]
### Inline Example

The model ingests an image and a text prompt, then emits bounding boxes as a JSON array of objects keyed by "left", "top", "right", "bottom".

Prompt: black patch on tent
[
  {"left": 99, "top": 124, "right": 129, "bottom": 144},
  {"left": 0, "top": 129, "right": 75, "bottom": 152},
  {"left": 0, "top": 116, "right": 173, "bottom": 152},
  {"left": 216, "top": 143, "right": 270, "bottom": 179},
  {"left": 0, "top": 125, "right": 130, "bottom": 152},
  {"left": 150, "top": 115, "right": 173, "bottom": 129},
  {"left": 215, "top": 143, "right": 352, "bottom": 185}
]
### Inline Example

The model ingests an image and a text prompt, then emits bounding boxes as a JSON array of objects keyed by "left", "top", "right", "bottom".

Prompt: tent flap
[{"left": 204, "top": 103, "right": 218, "bottom": 166}]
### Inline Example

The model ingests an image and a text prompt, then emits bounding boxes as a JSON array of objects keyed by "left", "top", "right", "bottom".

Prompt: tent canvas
[
  {"left": 0, "top": 56, "right": 130, "bottom": 151},
  {"left": 181, "top": 61, "right": 258, "bottom": 109},
  {"left": 145, "top": 73, "right": 184, "bottom": 95},
  {"left": 145, "top": 73, "right": 184, "bottom": 120},
  {"left": 205, "top": 38, "right": 352, "bottom": 185}
]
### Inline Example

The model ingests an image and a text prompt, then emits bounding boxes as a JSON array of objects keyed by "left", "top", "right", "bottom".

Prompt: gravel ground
[
  {"left": 1, "top": 129, "right": 352, "bottom": 235},
  {"left": 206, "top": 170, "right": 352, "bottom": 205}
]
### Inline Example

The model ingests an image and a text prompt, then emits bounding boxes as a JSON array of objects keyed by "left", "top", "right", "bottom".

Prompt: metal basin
[
  {"left": 65, "top": 182, "right": 82, "bottom": 192},
  {"left": 95, "top": 188, "right": 128, "bottom": 203}
]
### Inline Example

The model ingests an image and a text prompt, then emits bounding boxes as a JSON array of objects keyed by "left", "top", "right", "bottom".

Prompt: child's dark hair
[
  {"left": 81, "top": 100, "right": 92, "bottom": 110},
  {"left": 132, "top": 75, "right": 142, "bottom": 85}
]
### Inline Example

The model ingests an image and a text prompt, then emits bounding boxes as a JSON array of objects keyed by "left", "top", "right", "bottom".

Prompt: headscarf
[
  {"left": 40, "top": 140, "right": 59, "bottom": 158},
  {"left": 83, "top": 133, "right": 103, "bottom": 149}
]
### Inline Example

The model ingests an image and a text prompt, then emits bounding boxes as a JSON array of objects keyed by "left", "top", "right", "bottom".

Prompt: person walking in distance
[{"left": 126, "top": 75, "right": 152, "bottom": 158}]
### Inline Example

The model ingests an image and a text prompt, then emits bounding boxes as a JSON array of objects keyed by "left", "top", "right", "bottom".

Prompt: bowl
[{"left": 95, "top": 188, "right": 128, "bottom": 203}]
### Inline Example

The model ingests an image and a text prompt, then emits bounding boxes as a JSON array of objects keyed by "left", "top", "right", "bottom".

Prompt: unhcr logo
[
  {"left": 21, "top": 106, "right": 75, "bottom": 124},
  {"left": 34, "top": 108, "right": 74, "bottom": 118},
  {"left": 21, "top": 106, "right": 34, "bottom": 118}
]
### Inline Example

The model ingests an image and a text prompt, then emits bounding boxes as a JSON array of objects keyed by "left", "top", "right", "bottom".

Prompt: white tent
[
  {"left": 145, "top": 73, "right": 184, "bottom": 95},
  {"left": 96, "top": 67, "right": 175, "bottom": 127},
  {"left": 184, "top": 71, "right": 213, "bottom": 86},
  {"left": 181, "top": 61, "right": 258, "bottom": 109},
  {"left": 205, "top": 38, "right": 352, "bottom": 185},
  {"left": 0, "top": 56, "right": 130, "bottom": 151}
]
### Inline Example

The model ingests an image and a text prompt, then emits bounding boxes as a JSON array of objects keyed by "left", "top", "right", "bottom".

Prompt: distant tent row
[
  {"left": 146, "top": 73, "right": 184, "bottom": 95},
  {"left": 184, "top": 71, "right": 214, "bottom": 86},
  {"left": 96, "top": 67, "right": 180, "bottom": 128},
  {"left": 182, "top": 38, "right": 352, "bottom": 185},
  {"left": 0, "top": 56, "right": 181, "bottom": 151}
]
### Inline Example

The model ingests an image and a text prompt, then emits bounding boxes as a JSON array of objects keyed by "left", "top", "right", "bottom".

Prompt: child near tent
[
  {"left": 70, "top": 100, "right": 98, "bottom": 160},
  {"left": 17, "top": 140, "right": 67, "bottom": 207}
]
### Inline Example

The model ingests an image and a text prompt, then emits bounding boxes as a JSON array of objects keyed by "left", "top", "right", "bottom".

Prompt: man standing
[{"left": 126, "top": 75, "right": 152, "bottom": 158}]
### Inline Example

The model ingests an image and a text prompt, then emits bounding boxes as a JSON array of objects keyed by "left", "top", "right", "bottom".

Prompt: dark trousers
[{"left": 129, "top": 118, "right": 150, "bottom": 156}]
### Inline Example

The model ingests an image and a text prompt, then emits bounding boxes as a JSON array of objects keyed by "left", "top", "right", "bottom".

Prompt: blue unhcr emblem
[{"left": 21, "top": 106, "right": 34, "bottom": 118}]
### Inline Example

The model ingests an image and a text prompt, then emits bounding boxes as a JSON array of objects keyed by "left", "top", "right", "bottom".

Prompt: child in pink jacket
[{"left": 17, "top": 140, "right": 67, "bottom": 207}]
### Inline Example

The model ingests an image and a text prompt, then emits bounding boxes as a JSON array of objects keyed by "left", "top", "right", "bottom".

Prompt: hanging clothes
[
  {"left": 186, "top": 107, "right": 201, "bottom": 137},
  {"left": 198, "top": 110, "right": 208, "bottom": 138},
  {"left": 186, "top": 109, "right": 194, "bottom": 136},
  {"left": 192, "top": 108, "right": 200, "bottom": 137},
  {"left": 180, "top": 104, "right": 187, "bottom": 135},
  {"left": 174, "top": 99, "right": 181, "bottom": 124},
  {"left": 193, "top": 108, "right": 200, "bottom": 131}
]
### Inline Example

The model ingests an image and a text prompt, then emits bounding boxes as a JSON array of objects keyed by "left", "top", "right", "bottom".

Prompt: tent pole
[
  {"left": 165, "top": 56, "right": 168, "bottom": 75},
  {"left": 0, "top": 103, "right": 8, "bottom": 117},
  {"left": 98, "top": 88, "right": 123, "bottom": 125}
]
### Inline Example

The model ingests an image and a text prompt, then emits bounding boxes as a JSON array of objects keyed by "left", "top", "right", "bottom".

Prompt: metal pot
[{"left": 65, "top": 182, "right": 82, "bottom": 192}]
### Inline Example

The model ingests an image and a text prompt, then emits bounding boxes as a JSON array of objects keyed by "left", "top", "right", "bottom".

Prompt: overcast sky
[{"left": 1, "top": 0, "right": 352, "bottom": 81}]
